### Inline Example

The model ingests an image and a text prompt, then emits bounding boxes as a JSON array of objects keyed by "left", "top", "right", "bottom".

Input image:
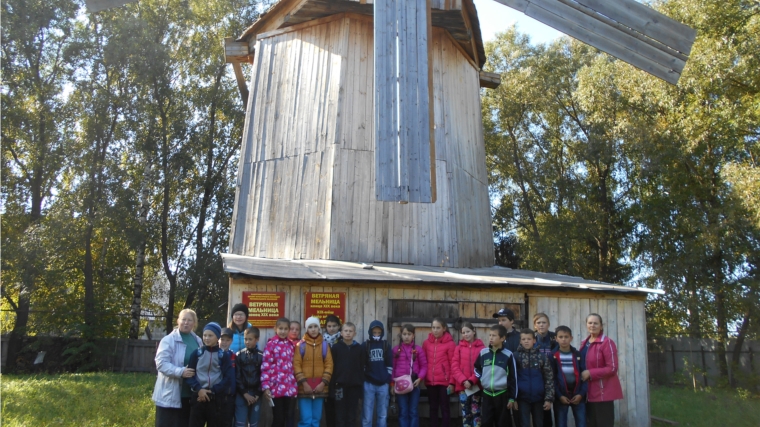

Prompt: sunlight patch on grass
[{"left": 1, "top": 373, "right": 156, "bottom": 426}]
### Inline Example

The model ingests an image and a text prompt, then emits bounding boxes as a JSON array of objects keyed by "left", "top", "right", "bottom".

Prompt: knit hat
[
  {"left": 204, "top": 322, "right": 222, "bottom": 339},
  {"left": 305, "top": 316, "right": 321, "bottom": 329},
  {"left": 220, "top": 327, "right": 234, "bottom": 339},
  {"left": 231, "top": 303, "right": 249, "bottom": 318}
]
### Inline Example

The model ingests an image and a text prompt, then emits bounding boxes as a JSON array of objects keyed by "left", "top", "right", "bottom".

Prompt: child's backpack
[
  {"left": 299, "top": 341, "right": 328, "bottom": 359},
  {"left": 197, "top": 347, "right": 225, "bottom": 360}
]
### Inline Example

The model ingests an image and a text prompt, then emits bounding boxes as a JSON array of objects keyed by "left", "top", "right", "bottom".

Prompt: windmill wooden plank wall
[{"left": 229, "top": 13, "right": 493, "bottom": 267}]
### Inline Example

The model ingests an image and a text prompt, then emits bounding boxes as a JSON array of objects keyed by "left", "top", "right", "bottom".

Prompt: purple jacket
[{"left": 392, "top": 342, "right": 428, "bottom": 380}]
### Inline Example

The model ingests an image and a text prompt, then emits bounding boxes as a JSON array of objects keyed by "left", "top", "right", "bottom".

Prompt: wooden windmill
[{"left": 88, "top": 0, "right": 696, "bottom": 268}]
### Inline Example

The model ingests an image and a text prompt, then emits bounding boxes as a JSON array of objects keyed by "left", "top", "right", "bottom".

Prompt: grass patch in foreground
[
  {"left": 1, "top": 372, "right": 156, "bottom": 427},
  {"left": 650, "top": 385, "right": 760, "bottom": 427}
]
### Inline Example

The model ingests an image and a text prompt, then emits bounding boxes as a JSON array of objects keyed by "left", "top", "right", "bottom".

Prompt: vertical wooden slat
[{"left": 374, "top": 0, "right": 435, "bottom": 202}]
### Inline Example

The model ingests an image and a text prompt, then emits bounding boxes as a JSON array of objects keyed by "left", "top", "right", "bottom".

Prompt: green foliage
[
  {"left": 483, "top": 0, "right": 760, "bottom": 347},
  {"left": 2, "top": 0, "right": 265, "bottom": 346},
  {"left": 1, "top": 373, "right": 156, "bottom": 426}
]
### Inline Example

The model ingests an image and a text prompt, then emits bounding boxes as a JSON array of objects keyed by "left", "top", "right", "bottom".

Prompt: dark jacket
[
  {"left": 551, "top": 346, "right": 588, "bottom": 400},
  {"left": 364, "top": 320, "right": 393, "bottom": 385},
  {"left": 186, "top": 345, "right": 235, "bottom": 396},
  {"left": 515, "top": 346, "right": 554, "bottom": 403},
  {"left": 236, "top": 346, "right": 263, "bottom": 397},
  {"left": 503, "top": 328, "right": 521, "bottom": 353},
  {"left": 473, "top": 345, "right": 517, "bottom": 400},
  {"left": 535, "top": 331, "right": 558, "bottom": 359},
  {"left": 331, "top": 339, "right": 366, "bottom": 387}
]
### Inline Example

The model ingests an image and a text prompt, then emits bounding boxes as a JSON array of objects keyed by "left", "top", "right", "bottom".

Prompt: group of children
[{"left": 182, "top": 307, "right": 587, "bottom": 427}]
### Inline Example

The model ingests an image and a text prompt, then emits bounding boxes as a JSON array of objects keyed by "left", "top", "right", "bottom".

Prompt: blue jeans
[
  {"left": 555, "top": 401, "right": 586, "bottom": 427},
  {"left": 396, "top": 387, "right": 420, "bottom": 427},
  {"left": 235, "top": 395, "right": 261, "bottom": 427},
  {"left": 362, "top": 382, "right": 389, "bottom": 427},
  {"left": 297, "top": 397, "right": 324, "bottom": 427}
]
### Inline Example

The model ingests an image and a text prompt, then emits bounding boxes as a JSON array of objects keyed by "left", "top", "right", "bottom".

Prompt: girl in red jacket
[
  {"left": 422, "top": 317, "right": 456, "bottom": 427},
  {"left": 580, "top": 313, "right": 623, "bottom": 427},
  {"left": 451, "top": 322, "right": 485, "bottom": 427}
]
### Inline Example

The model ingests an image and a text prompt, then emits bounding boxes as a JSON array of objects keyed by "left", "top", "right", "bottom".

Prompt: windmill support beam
[
  {"left": 492, "top": 0, "right": 696, "bottom": 84},
  {"left": 224, "top": 38, "right": 254, "bottom": 104},
  {"left": 479, "top": 71, "right": 501, "bottom": 89}
]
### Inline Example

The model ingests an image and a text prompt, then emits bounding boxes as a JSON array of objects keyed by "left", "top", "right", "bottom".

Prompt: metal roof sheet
[{"left": 222, "top": 254, "right": 662, "bottom": 295}]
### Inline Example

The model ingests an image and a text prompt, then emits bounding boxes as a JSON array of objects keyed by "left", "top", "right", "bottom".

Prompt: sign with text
[
  {"left": 303, "top": 292, "right": 346, "bottom": 326},
  {"left": 242, "top": 292, "right": 286, "bottom": 327}
]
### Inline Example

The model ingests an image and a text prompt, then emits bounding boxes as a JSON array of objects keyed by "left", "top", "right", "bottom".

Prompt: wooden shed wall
[
  {"left": 229, "top": 277, "right": 649, "bottom": 426},
  {"left": 229, "top": 14, "right": 493, "bottom": 268},
  {"left": 529, "top": 295, "right": 650, "bottom": 427}
]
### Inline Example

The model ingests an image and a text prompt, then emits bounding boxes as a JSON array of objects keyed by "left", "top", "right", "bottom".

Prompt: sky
[{"left": 472, "top": 0, "right": 562, "bottom": 45}]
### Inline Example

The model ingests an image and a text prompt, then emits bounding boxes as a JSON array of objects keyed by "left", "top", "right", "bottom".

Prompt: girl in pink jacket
[
  {"left": 261, "top": 317, "right": 298, "bottom": 427},
  {"left": 451, "top": 322, "right": 486, "bottom": 427},
  {"left": 422, "top": 317, "right": 456, "bottom": 427},
  {"left": 580, "top": 313, "right": 623, "bottom": 427},
  {"left": 391, "top": 324, "right": 428, "bottom": 427}
]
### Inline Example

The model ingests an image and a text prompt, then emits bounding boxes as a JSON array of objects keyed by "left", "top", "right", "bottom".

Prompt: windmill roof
[
  {"left": 221, "top": 253, "right": 662, "bottom": 296},
  {"left": 238, "top": 0, "right": 486, "bottom": 68}
]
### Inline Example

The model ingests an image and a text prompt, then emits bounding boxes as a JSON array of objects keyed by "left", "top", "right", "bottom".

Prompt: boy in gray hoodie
[{"left": 186, "top": 322, "right": 235, "bottom": 427}]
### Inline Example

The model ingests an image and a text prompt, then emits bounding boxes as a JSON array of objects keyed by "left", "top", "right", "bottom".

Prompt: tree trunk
[{"left": 129, "top": 163, "right": 152, "bottom": 339}]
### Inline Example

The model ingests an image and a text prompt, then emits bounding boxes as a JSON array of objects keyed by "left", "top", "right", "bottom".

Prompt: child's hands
[
  {"left": 446, "top": 385, "right": 454, "bottom": 395},
  {"left": 413, "top": 379, "right": 421, "bottom": 388},
  {"left": 581, "top": 370, "right": 591, "bottom": 381},
  {"left": 264, "top": 389, "right": 272, "bottom": 400},
  {"left": 244, "top": 393, "right": 257, "bottom": 405},
  {"left": 559, "top": 396, "right": 571, "bottom": 405},
  {"left": 507, "top": 400, "right": 518, "bottom": 410},
  {"left": 314, "top": 382, "right": 325, "bottom": 394},
  {"left": 543, "top": 401, "right": 552, "bottom": 411},
  {"left": 197, "top": 389, "right": 211, "bottom": 402},
  {"left": 182, "top": 368, "right": 195, "bottom": 378},
  {"left": 570, "top": 395, "right": 583, "bottom": 405},
  {"left": 302, "top": 382, "right": 313, "bottom": 394},
  {"left": 463, "top": 380, "right": 472, "bottom": 389}
]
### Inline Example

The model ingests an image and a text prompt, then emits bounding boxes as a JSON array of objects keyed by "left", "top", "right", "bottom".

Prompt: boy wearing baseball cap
[{"left": 493, "top": 308, "right": 521, "bottom": 353}]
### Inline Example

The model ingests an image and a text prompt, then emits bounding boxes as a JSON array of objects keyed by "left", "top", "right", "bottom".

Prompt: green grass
[
  {"left": 2, "top": 374, "right": 760, "bottom": 426},
  {"left": 1, "top": 372, "right": 156, "bottom": 426},
  {"left": 650, "top": 385, "right": 760, "bottom": 427}
]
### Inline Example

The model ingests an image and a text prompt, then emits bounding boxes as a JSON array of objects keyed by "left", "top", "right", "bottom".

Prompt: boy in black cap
[{"left": 493, "top": 308, "right": 521, "bottom": 353}]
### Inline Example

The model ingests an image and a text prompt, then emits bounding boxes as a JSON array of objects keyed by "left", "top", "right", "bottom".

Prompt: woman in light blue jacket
[
  {"left": 228, "top": 302, "right": 252, "bottom": 353},
  {"left": 153, "top": 308, "right": 202, "bottom": 427}
]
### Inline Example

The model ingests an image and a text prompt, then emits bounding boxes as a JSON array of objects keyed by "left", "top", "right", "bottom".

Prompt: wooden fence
[
  {"left": 1, "top": 335, "right": 159, "bottom": 374},
  {"left": 648, "top": 337, "right": 760, "bottom": 389}
]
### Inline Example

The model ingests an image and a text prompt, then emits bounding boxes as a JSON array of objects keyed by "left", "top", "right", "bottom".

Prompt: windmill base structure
[{"left": 219, "top": 1, "right": 693, "bottom": 425}]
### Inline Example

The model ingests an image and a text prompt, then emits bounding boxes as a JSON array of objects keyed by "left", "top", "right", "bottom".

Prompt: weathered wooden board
[
  {"left": 374, "top": 0, "right": 436, "bottom": 203},
  {"left": 230, "top": 15, "right": 492, "bottom": 267},
  {"left": 491, "top": 0, "right": 695, "bottom": 85}
]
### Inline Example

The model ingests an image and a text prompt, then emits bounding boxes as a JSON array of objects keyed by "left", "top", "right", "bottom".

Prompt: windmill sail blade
[
  {"left": 85, "top": 0, "right": 138, "bottom": 13},
  {"left": 492, "top": 0, "right": 696, "bottom": 85},
  {"left": 374, "top": 0, "right": 436, "bottom": 203}
]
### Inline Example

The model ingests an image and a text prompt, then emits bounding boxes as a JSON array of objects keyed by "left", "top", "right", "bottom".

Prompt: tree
[{"left": 1, "top": 0, "right": 79, "bottom": 370}]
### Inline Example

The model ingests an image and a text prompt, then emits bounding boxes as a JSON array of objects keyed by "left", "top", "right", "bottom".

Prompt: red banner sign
[
  {"left": 242, "top": 292, "right": 286, "bottom": 327},
  {"left": 303, "top": 292, "right": 346, "bottom": 326}
]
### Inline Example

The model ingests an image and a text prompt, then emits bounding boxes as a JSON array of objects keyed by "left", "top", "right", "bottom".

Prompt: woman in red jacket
[
  {"left": 422, "top": 317, "right": 456, "bottom": 427},
  {"left": 580, "top": 313, "right": 624, "bottom": 427},
  {"left": 451, "top": 322, "right": 485, "bottom": 427}
]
